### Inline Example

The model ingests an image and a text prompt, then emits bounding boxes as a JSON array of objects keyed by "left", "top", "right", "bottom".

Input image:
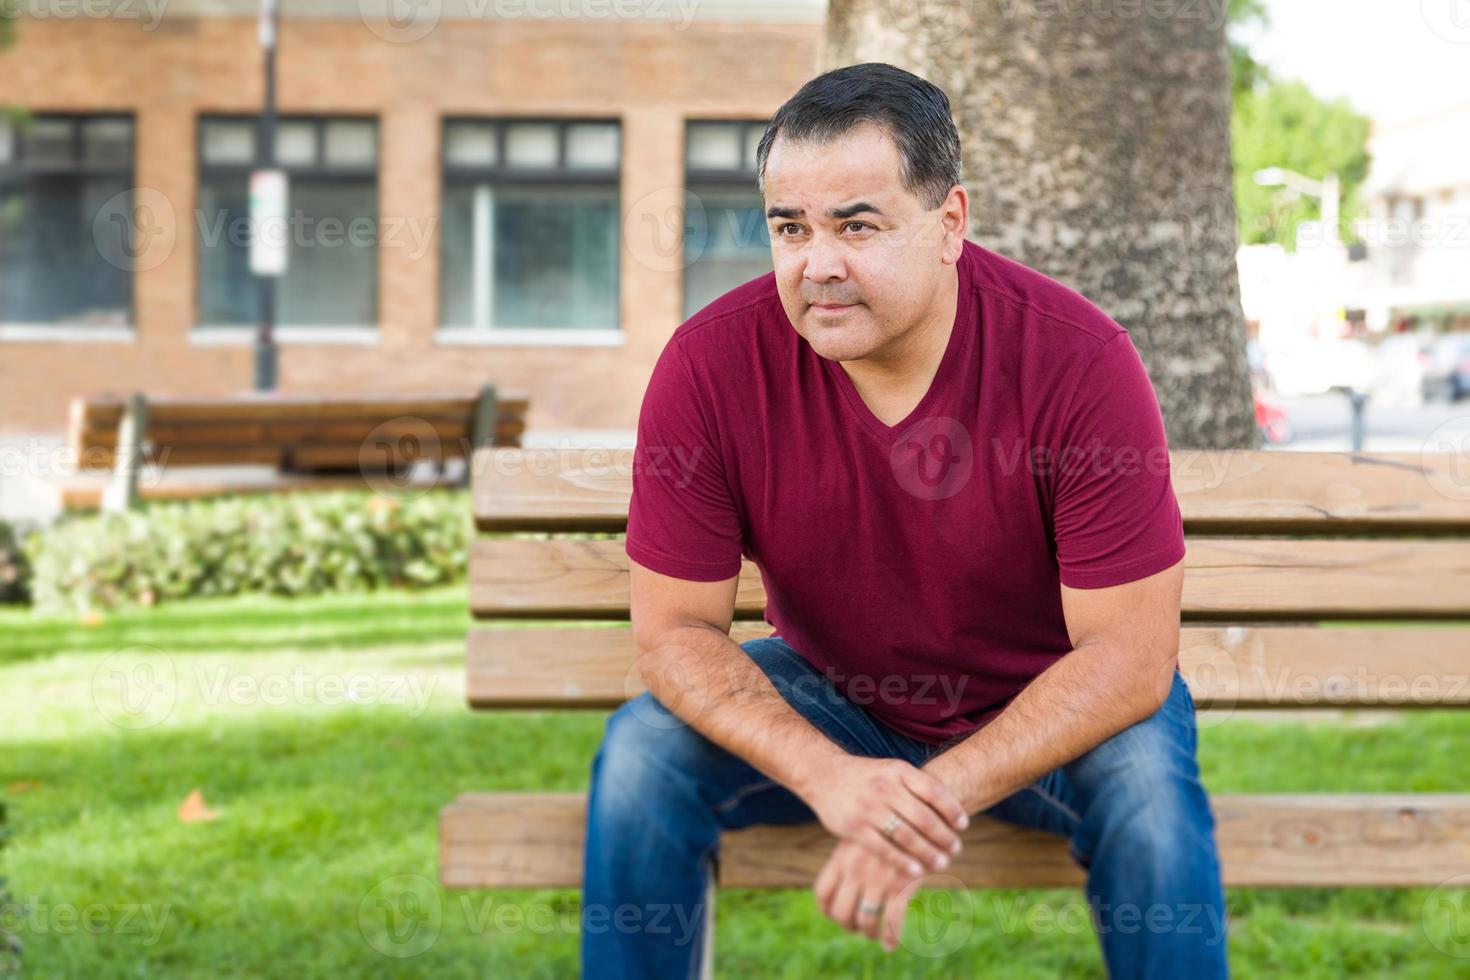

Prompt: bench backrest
[
  {"left": 444, "top": 447, "right": 1470, "bottom": 893},
  {"left": 69, "top": 388, "right": 529, "bottom": 472},
  {"left": 465, "top": 448, "right": 1470, "bottom": 711}
]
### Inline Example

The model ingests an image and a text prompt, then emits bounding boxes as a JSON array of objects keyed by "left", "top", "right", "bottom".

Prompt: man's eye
[
  {"left": 778, "top": 223, "right": 804, "bottom": 236},
  {"left": 842, "top": 221, "right": 872, "bottom": 233}
]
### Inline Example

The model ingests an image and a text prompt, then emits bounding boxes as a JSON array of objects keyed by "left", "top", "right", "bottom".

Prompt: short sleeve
[
  {"left": 1050, "top": 332, "right": 1186, "bottom": 589},
  {"left": 624, "top": 339, "right": 744, "bottom": 582}
]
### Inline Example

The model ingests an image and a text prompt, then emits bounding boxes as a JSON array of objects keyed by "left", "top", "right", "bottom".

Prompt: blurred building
[
  {"left": 1349, "top": 102, "right": 1470, "bottom": 335},
  {"left": 0, "top": 0, "right": 824, "bottom": 434}
]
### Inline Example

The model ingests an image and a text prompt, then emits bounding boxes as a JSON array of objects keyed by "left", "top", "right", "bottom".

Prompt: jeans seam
[
  {"left": 711, "top": 778, "right": 778, "bottom": 813},
  {"left": 1027, "top": 782, "right": 1082, "bottom": 825},
  {"left": 688, "top": 845, "right": 717, "bottom": 979}
]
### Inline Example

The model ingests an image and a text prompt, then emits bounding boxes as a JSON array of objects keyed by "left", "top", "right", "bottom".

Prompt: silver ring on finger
[{"left": 858, "top": 899, "right": 883, "bottom": 916}]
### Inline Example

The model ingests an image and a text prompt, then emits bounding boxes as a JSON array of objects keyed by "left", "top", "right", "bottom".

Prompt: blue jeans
[{"left": 581, "top": 636, "right": 1229, "bottom": 978}]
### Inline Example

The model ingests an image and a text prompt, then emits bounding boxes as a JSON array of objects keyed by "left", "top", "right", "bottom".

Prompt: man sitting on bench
[{"left": 583, "top": 62, "right": 1228, "bottom": 979}]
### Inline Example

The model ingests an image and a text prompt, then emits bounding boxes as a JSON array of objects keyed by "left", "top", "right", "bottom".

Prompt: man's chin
[{"left": 801, "top": 319, "right": 880, "bottom": 362}]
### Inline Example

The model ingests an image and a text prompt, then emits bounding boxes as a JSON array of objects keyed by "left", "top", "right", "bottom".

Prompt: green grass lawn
[{"left": 2, "top": 589, "right": 1467, "bottom": 977}]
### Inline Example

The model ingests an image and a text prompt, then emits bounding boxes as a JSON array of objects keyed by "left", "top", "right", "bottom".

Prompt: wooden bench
[
  {"left": 441, "top": 447, "right": 1470, "bottom": 971},
  {"left": 61, "top": 387, "right": 528, "bottom": 511}
]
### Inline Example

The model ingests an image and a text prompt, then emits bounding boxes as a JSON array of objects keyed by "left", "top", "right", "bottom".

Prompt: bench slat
[
  {"left": 440, "top": 792, "right": 1470, "bottom": 888},
  {"left": 469, "top": 538, "right": 1470, "bottom": 620},
  {"left": 466, "top": 625, "right": 1470, "bottom": 709},
  {"left": 470, "top": 449, "right": 1470, "bottom": 534}
]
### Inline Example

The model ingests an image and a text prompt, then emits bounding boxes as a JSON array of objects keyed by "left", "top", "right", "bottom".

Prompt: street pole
[
  {"left": 254, "top": 0, "right": 280, "bottom": 391},
  {"left": 1321, "top": 172, "right": 1341, "bottom": 248}
]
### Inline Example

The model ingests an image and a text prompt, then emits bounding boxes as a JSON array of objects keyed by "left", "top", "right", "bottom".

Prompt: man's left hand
[{"left": 813, "top": 837, "right": 926, "bottom": 951}]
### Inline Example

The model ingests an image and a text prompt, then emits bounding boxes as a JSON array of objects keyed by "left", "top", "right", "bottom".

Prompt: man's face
[{"left": 762, "top": 122, "right": 963, "bottom": 363}]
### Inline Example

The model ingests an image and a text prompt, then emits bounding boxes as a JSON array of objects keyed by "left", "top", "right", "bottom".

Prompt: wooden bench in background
[
  {"left": 61, "top": 387, "right": 528, "bottom": 511},
  {"left": 442, "top": 448, "right": 1470, "bottom": 972}
]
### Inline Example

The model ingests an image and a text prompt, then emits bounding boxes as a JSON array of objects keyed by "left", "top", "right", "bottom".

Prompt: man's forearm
[
  {"left": 922, "top": 641, "right": 1169, "bottom": 814},
  {"left": 636, "top": 625, "right": 848, "bottom": 800}
]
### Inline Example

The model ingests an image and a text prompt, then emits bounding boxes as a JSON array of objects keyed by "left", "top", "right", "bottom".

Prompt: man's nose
[{"left": 802, "top": 235, "right": 848, "bottom": 283}]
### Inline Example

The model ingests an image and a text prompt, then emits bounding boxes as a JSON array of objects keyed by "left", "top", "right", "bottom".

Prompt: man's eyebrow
[{"left": 765, "top": 202, "right": 887, "bottom": 220}]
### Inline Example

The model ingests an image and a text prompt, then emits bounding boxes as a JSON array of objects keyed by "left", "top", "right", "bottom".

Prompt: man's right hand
[{"left": 800, "top": 756, "right": 969, "bottom": 876}]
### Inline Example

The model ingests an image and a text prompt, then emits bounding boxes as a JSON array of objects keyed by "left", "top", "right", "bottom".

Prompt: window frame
[
  {"left": 437, "top": 116, "right": 623, "bottom": 338},
  {"left": 0, "top": 111, "right": 139, "bottom": 334},
  {"left": 680, "top": 118, "right": 770, "bottom": 320},
  {"left": 194, "top": 112, "right": 381, "bottom": 331}
]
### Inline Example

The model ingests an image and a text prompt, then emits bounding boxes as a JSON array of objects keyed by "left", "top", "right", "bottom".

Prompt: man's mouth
[{"left": 809, "top": 302, "right": 858, "bottom": 313}]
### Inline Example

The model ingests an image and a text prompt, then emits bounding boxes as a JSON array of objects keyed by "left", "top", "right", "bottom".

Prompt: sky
[{"left": 1249, "top": 0, "right": 1470, "bottom": 125}]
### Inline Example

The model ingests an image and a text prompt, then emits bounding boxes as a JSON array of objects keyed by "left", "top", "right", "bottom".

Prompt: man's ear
[{"left": 941, "top": 184, "right": 969, "bottom": 264}]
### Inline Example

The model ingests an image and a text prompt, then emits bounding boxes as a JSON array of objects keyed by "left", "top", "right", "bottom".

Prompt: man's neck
[{"left": 838, "top": 266, "right": 960, "bottom": 427}]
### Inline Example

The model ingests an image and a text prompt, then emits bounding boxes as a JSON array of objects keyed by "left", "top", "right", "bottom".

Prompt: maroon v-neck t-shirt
[{"left": 626, "top": 239, "right": 1185, "bottom": 746}]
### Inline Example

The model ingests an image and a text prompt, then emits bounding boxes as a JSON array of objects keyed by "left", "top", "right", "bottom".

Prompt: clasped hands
[{"left": 802, "top": 757, "right": 971, "bottom": 952}]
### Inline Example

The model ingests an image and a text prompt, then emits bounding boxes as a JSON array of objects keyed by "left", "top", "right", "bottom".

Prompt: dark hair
[{"left": 755, "top": 62, "right": 963, "bottom": 210}]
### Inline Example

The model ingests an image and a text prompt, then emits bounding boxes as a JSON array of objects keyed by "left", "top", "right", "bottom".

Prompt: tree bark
[{"left": 828, "top": 0, "right": 1259, "bottom": 449}]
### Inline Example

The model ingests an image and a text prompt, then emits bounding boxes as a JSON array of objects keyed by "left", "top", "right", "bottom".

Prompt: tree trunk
[{"left": 827, "top": 0, "right": 1259, "bottom": 449}]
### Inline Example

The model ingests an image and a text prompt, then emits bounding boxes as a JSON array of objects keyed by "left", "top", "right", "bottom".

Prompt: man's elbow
[{"left": 1136, "top": 641, "right": 1181, "bottom": 717}]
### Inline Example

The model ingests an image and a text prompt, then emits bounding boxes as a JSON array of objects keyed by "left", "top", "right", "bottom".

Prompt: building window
[
  {"left": 197, "top": 115, "right": 378, "bottom": 328},
  {"left": 683, "top": 120, "right": 771, "bottom": 319},
  {"left": 0, "top": 113, "right": 135, "bottom": 326},
  {"left": 440, "top": 118, "right": 620, "bottom": 331}
]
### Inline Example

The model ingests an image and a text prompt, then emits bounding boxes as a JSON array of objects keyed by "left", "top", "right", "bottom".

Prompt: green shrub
[
  {"left": 0, "top": 521, "right": 31, "bottom": 606},
  {"left": 24, "top": 490, "right": 472, "bottom": 612}
]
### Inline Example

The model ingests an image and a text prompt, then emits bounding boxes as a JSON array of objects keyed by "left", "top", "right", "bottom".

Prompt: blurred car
[
  {"left": 1369, "top": 333, "right": 1429, "bottom": 407},
  {"left": 1421, "top": 334, "right": 1470, "bottom": 402},
  {"left": 1253, "top": 383, "right": 1294, "bottom": 445},
  {"left": 1261, "top": 339, "right": 1374, "bottom": 396}
]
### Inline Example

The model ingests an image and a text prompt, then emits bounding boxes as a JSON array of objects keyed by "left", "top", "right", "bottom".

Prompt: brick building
[{"left": 0, "top": 1, "right": 824, "bottom": 436}]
